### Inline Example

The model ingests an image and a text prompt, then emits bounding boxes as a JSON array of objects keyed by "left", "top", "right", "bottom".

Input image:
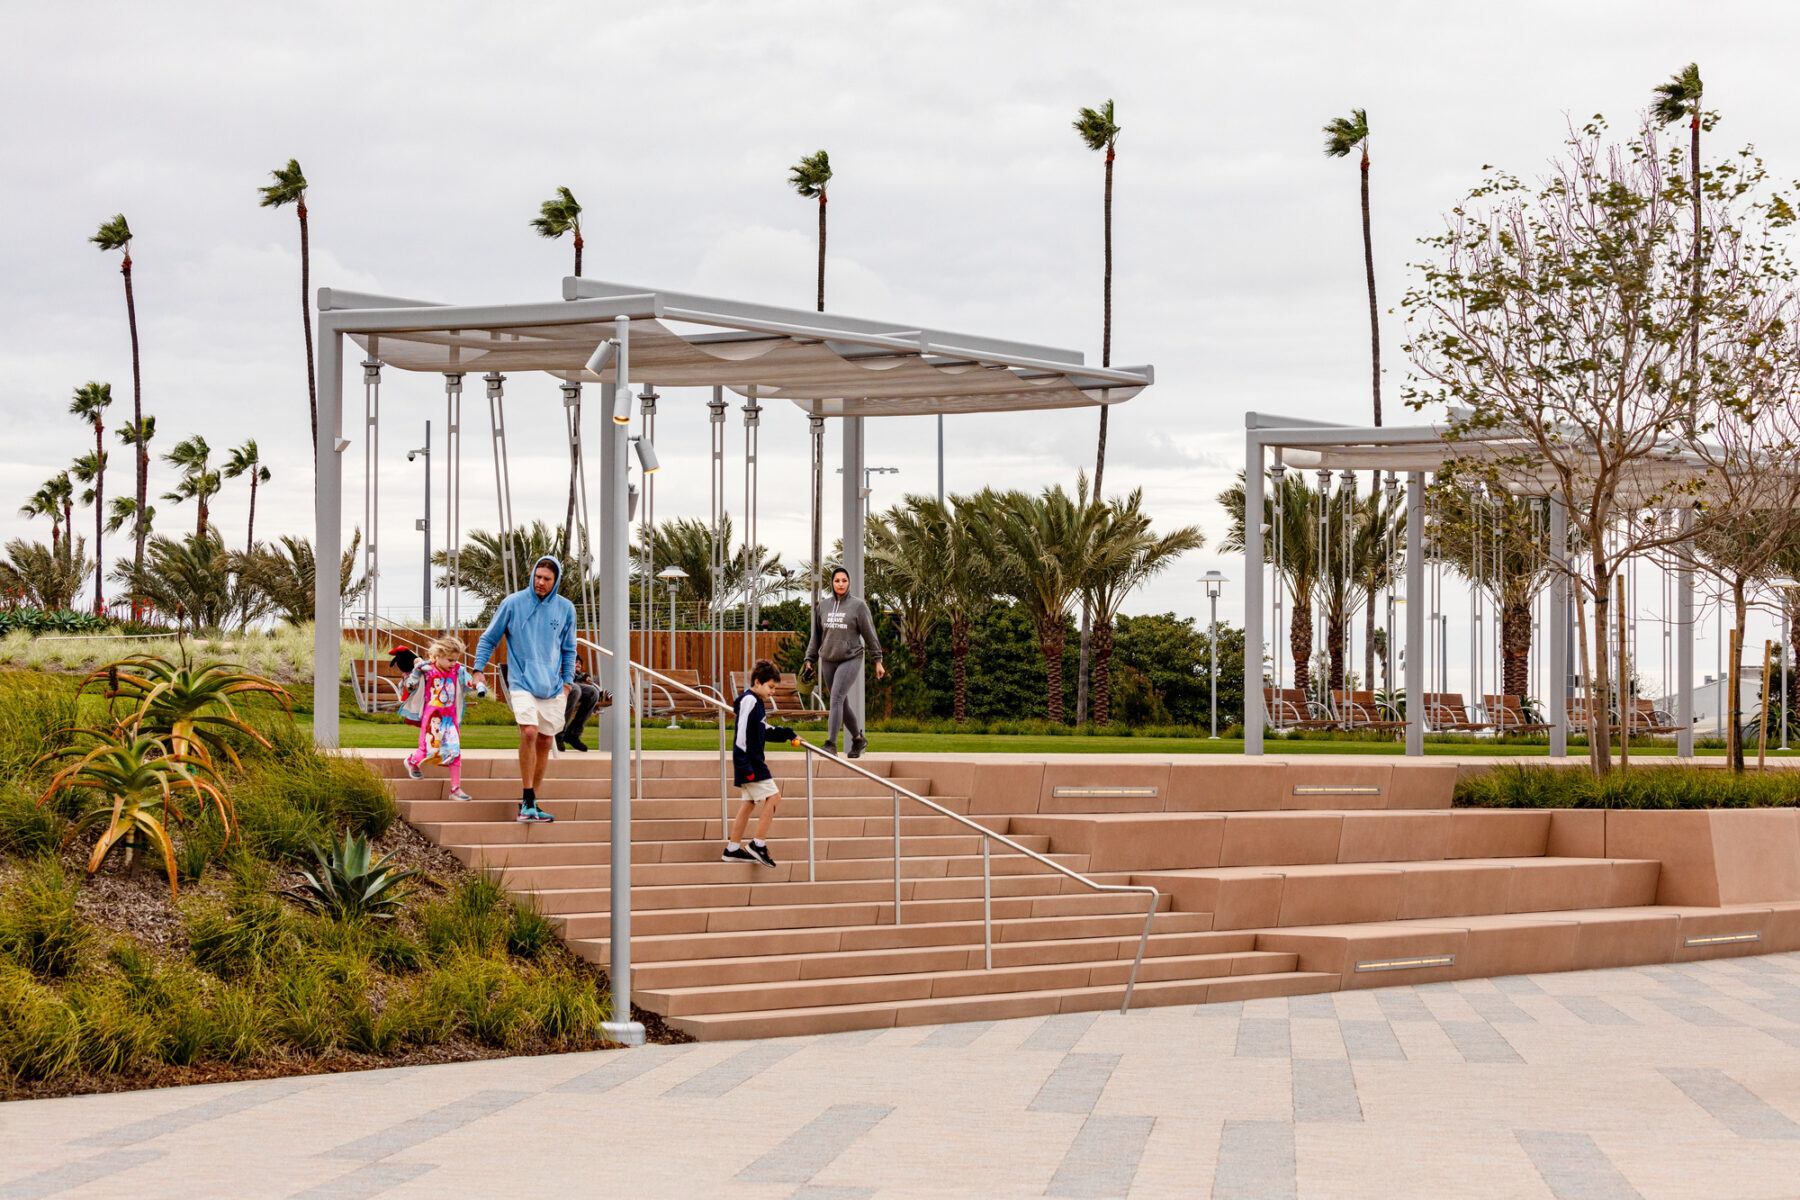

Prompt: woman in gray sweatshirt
[{"left": 803, "top": 566, "right": 885, "bottom": 757}]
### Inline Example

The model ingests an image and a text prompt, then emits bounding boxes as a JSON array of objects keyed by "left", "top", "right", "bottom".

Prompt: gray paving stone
[
  {"left": 1468, "top": 993, "right": 1536, "bottom": 1024},
  {"left": 1644, "top": 966, "right": 1720, "bottom": 997},
  {"left": 1029, "top": 1052, "right": 1122, "bottom": 1115},
  {"left": 736, "top": 1102, "right": 893, "bottom": 1184},
  {"left": 1748, "top": 997, "right": 1800, "bottom": 1024},
  {"left": 788, "top": 1188, "right": 876, "bottom": 1200},
  {"left": 288, "top": 1162, "right": 437, "bottom": 1200},
  {"left": 1197, "top": 1000, "right": 1244, "bottom": 1019},
  {"left": 1211, "top": 1119, "right": 1297, "bottom": 1200},
  {"left": 815, "top": 1029, "right": 884, "bottom": 1047},
  {"left": 1648, "top": 996, "right": 1736, "bottom": 1027},
  {"left": 75, "top": 1078, "right": 317, "bottom": 1146},
  {"left": 1660, "top": 1068, "right": 1800, "bottom": 1139},
  {"left": 665, "top": 1043, "right": 803, "bottom": 1098},
  {"left": 1492, "top": 975, "right": 1546, "bottom": 994},
  {"left": 1024, "top": 1012, "right": 1100, "bottom": 1051},
  {"left": 1339, "top": 1019, "right": 1406, "bottom": 1061},
  {"left": 320, "top": 1090, "right": 532, "bottom": 1162},
  {"left": 1515, "top": 1130, "right": 1642, "bottom": 1200},
  {"left": 1046, "top": 1114, "right": 1155, "bottom": 1198},
  {"left": 0, "top": 1149, "right": 162, "bottom": 1200},
  {"left": 552, "top": 1044, "right": 692, "bottom": 1093},
  {"left": 1440, "top": 1021, "right": 1523, "bottom": 1064},
  {"left": 1292, "top": 1058, "right": 1362, "bottom": 1123},
  {"left": 1235, "top": 1018, "right": 1291, "bottom": 1059},
  {"left": 1287, "top": 994, "right": 1336, "bottom": 1019},
  {"left": 918, "top": 1021, "right": 993, "bottom": 1047},
  {"left": 1373, "top": 990, "right": 1434, "bottom": 1022},
  {"left": 1557, "top": 996, "right": 1638, "bottom": 1026}
]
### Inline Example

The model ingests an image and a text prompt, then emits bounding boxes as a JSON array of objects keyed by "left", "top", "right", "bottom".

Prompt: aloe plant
[
  {"left": 294, "top": 832, "right": 418, "bottom": 922},
  {"left": 83, "top": 654, "right": 289, "bottom": 767}
]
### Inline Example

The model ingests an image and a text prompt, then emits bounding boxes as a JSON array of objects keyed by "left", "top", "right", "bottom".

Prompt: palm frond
[
  {"left": 90, "top": 213, "right": 131, "bottom": 252},
  {"left": 1072, "top": 99, "right": 1120, "bottom": 152},
  {"left": 1651, "top": 63, "right": 1703, "bottom": 127},
  {"left": 258, "top": 158, "right": 308, "bottom": 208},
  {"left": 788, "top": 150, "right": 832, "bottom": 199},
  {"left": 1322, "top": 108, "right": 1369, "bottom": 158}
]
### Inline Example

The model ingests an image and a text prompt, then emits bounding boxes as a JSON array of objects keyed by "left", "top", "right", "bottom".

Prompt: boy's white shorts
[
  {"left": 739, "top": 778, "right": 780, "bottom": 805},
  {"left": 509, "top": 689, "right": 567, "bottom": 735}
]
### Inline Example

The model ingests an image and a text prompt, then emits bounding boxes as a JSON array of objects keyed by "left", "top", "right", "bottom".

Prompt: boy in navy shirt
[{"left": 723, "top": 660, "right": 800, "bottom": 867}]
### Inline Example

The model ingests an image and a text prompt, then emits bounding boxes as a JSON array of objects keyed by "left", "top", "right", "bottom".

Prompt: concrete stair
[{"left": 370, "top": 753, "right": 1800, "bottom": 1040}]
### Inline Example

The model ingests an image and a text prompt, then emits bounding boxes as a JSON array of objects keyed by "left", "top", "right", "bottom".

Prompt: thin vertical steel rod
[
  {"left": 743, "top": 388, "right": 761, "bottom": 677},
  {"left": 360, "top": 354, "right": 382, "bottom": 712},
  {"left": 710, "top": 388, "right": 728, "bottom": 827},
  {"left": 891, "top": 787, "right": 902, "bottom": 925},
  {"left": 485, "top": 371, "right": 516, "bottom": 596},
  {"left": 444, "top": 371, "right": 462, "bottom": 632},
  {"left": 982, "top": 838, "right": 992, "bottom": 970},
  {"left": 1243, "top": 429, "right": 1265, "bottom": 754},
  {"left": 805, "top": 750, "right": 816, "bottom": 883}
]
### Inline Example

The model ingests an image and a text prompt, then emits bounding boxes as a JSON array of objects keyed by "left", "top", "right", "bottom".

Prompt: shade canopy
[{"left": 319, "top": 279, "right": 1153, "bottom": 418}]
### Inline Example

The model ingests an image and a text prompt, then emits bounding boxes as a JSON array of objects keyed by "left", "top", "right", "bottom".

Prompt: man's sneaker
[
  {"left": 448, "top": 788, "right": 473, "bottom": 801},
  {"left": 516, "top": 803, "right": 556, "bottom": 823},
  {"left": 553, "top": 734, "right": 567, "bottom": 752},
  {"left": 848, "top": 735, "right": 867, "bottom": 759},
  {"left": 406, "top": 760, "right": 424, "bottom": 780},
  {"left": 721, "top": 845, "right": 758, "bottom": 864},
  {"left": 748, "top": 842, "right": 776, "bottom": 868},
  {"left": 566, "top": 735, "right": 589, "bottom": 753}
]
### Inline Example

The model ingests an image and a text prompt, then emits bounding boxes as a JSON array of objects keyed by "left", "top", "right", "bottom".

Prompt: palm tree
[
  {"left": 788, "top": 151, "right": 832, "bottom": 311},
  {"left": 161, "top": 435, "right": 219, "bottom": 538},
  {"left": 922, "top": 492, "right": 1002, "bottom": 723},
  {"left": 91, "top": 214, "right": 147, "bottom": 580},
  {"left": 237, "top": 531, "right": 368, "bottom": 625},
  {"left": 70, "top": 450, "right": 108, "bottom": 606},
  {"left": 0, "top": 537, "right": 93, "bottom": 611},
  {"left": 866, "top": 497, "right": 951, "bottom": 673},
  {"left": 531, "top": 186, "right": 584, "bottom": 276},
  {"left": 992, "top": 480, "right": 1102, "bottom": 722},
  {"left": 1652, "top": 64, "right": 1706, "bottom": 405},
  {"left": 1323, "top": 108, "right": 1380, "bottom": 430},
  {"left": 113, "top": 530, "right": 267, "bottom": 632},
  {"left": 636, "top": 515, "right": 784, "bottom": 626},
  {"left": 37, "top": 474, "right": 76, "bottom": 562},
  {"left": 223, "top": 440, "right": 271, "bottom": 551},
  {"left": 258, "top": 160, "right": 316, "bottom": 464},
  {"left": 19, "top": 484, "right": 62, "bottom": 556},
  {"left": 1221, "top": 471, "right": 1323, "bottom": 694},
  {"left": 106, "top": 496, "right": 153, "bottom": 542},
  {"left": 68, "top": 382, "right": 113, "bottom": 612},
  {"left": 1429, "top": 483, "right": 1550, "bottom": 701},
  {"left": 1084, "top": 490, "right": 1204, "bottom": 724}
]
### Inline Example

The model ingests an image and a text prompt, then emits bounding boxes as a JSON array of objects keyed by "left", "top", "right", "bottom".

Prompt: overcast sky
[{"left": 6, "top": 1, "right": 1799, "bottom": 691}]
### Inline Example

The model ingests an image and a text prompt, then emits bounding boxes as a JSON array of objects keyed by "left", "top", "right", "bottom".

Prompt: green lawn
[{"left": 304, "top": 717, "right": 1788, "bottom": 757}]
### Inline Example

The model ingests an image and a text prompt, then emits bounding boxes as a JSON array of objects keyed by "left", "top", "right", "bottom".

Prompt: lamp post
[
  {"left": 1202, "top": 570, "right": 1228, "bottom": 739},
  {"left": 836, "top": 465, "right": 900, "bottom": 527},
  {"left": 658, "top": 565, "right": 688, "bottom": 671},
  {"left": 406, "top": 423, "right": 431, "bottom": 625}
]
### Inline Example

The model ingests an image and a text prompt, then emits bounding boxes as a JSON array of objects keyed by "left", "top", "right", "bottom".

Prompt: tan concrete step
[
  {"left": 535, "top": 878, "right": 1160, "bottom": 919},
  {"left": 662, "top": 971, "right": 1340, "bottom": 1040},
  {"left": 1137, "top": 856, "right": 1660, "bottom": 931},
  {"left": 402, "top": 801, "right": 989, "bottom": 840},
  {"left": 495, "top": 857, "right": 1091, "bottom": 895}
]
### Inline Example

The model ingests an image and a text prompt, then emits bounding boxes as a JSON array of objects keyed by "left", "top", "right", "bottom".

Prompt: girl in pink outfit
[{"left": 402, "top": 638, "right": 482, "bottom": 800}]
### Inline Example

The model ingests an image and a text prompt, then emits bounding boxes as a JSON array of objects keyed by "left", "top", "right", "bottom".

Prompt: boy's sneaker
[
  {"left": 721, "top": 845, "right": 758, "bottom": 864},
  {"left": 848, "top": 735, "right": 867, "bottom": 759},
  {"left": 406, "top": 759, "right": 424, "bottom": 780},
  {"left": 449, "top": 788, "right": 473, "bottom": 801},
  {"left": 748, "top": 842, "right": 776, "bottom": 868}
]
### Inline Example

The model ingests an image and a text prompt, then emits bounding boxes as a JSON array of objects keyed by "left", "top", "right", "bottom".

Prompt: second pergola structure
[
  {"left": 311, "top": 277, "right": 1153, "bottom": 1042},
  {"left": 1241, "top": 411, "right": 1701, "bottom": 759}
]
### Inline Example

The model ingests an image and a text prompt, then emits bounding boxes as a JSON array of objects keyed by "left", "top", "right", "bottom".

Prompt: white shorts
[
  {"left": 509, "top": 689, "right": 567, "bottom": 735},
  {"left": 739, "top": 778, "right": 780, "bottom": 805}
]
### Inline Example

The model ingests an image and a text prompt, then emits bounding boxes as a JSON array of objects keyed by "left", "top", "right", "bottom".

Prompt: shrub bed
[{"left": 1456, "top": 763, "right": 1800, "bottom": 809}]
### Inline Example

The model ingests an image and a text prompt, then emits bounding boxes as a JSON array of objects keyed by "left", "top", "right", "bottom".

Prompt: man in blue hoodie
[{"left": 472, "top": 555, "right": 576, "bottom": 823}]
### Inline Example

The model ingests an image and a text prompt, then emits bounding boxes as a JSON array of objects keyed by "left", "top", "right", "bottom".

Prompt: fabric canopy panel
[{"left": 346, "top": 315, "right": 1146, "bottom": 417}]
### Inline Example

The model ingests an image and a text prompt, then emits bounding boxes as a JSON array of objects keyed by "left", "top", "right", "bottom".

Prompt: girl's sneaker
[
  {"left": 406, "top": 758, "right": 424, "bottom": 780},
  {"left": 449, "top": 788, "right": 473, "bottom": 801}
]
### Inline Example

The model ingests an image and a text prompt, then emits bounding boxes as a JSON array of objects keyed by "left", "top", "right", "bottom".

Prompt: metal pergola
[
  {"left": 1241, "top": 411, "right": 1702, "bottom": 759},
  {"left": 311, "top": 277, "right": 1153, "bottom": 1043}
]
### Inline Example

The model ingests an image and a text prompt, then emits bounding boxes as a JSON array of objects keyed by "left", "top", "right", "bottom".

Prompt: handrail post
[
  {"left": 891, "top": 786, "right": 901, "bottom": 926},
  {"left": 805, "top": 748, "right": 816, "bottom": 883},
  {"left": 982, "top": 838, "right": 992, "bottom": 971},
  {"left": 1122, "top": 888, "right": 1158, "bottom": 1015}
]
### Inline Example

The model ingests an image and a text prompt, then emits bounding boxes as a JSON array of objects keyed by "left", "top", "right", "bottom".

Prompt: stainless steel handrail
[{"left": 577, "top": 637, "right": 1160, "bottom": 1014}]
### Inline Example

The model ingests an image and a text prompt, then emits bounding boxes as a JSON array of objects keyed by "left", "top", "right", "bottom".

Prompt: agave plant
[
  {"left": 294, "top": 832, "right": 418, "bottom": 921},
  {"left": 84, "top": 654, "right": 289, "bottom": 768},
  {"left": 39, "top": 726, "right": 227, "bottom": 898}
]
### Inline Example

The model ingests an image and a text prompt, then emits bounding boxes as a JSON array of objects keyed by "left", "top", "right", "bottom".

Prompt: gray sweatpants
[{"left": 820, "top": 655, "right": 864, "bottom": 747}]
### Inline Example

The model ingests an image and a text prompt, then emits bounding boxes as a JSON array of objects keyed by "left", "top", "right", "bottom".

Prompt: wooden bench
[
  {"left": 1482, "top": 694, "right": 1552, "bottom": 734},
  {"left": 1331, "top": 689, "right": 1406, "bottom": 732},
  {"left": 1263, "top": 687, "right": 1336, "bottom": 731},
  {"left": 727, "top": 671, "right": 829, "bottom": 720},
  {"left": 1423, "top": 692, "right": 1496, "bottom": 733},
  {"left": 1627, "top": 698, "right": 1683, "bottom": 736}
]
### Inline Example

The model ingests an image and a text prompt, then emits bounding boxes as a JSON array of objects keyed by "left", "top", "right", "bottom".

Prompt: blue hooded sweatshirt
[{"left": 473, "top": 555, "right": 577, "bottom": 699}]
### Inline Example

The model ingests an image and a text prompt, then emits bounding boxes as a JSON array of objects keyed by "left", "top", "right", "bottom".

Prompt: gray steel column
[
  {"left": 842, "top": 415, "right": 866, "bottom": 728},
  {"left": 1405, "top": 472, "right": 1425, "bottom": 756},
  {"left": 312, "top": 325, "right": 344, "bottom": 748},
  {"left": 601, "top": 317, "right": 644, "bottom": 1047},
  {"left": 1243, "top": 429, "right": 1264, "bottom": 755},
  {"left": 1549, "top": 497, "right": 1569, "bottom": 758},
  {"left": 1677, "top": 510, "right": 1695, "bottom": 757}
]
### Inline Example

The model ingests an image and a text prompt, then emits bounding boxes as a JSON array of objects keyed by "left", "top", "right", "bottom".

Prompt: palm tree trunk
[
  {"left": 1360, "top": 150, "right": 1380, "bottom": 428},
  {"left": 1502, "top": 594, "right": 1532, "bottom": 700},
  {"left": 951, "top": 615, "right": 970, "bottom": 722},
  {"left": 93, "top": 422, "right": 105, "bottom": 614},
  {"left": 247, "top": 472, "right": 259, "bottom": 552},
  {"left": 1038, "top": 615, "right": 1067, "bottom": 723},
  {"left": 1690, "top": 116, "right": 1701, "bottom": 406},
  {"left": 1092, "top": 619, "right": 1115, "bottom": 725},
  {"left": 816, "top": 196, "right": 827, "bottom": 312},
  {"left": 573, "top": 234, "right": 583, "bottom": 279},
  {"left": 124, "top": 255, "right": 146, "bottom": 583},
  {"left": 1363, "top": 592, "right": 1376, "bottom": 690},
  {"left": 1094, "top": 149, "right": 1114, "bottom": 496},
  {"left": 1327, "top": 604, "right": 1346, "bottom": 693},
  {"left": 1290, "top": 591, "right": 1314, "bottom": 694},
  {"left": 299, "top": 204, "right": 317, "bottom": 474}
]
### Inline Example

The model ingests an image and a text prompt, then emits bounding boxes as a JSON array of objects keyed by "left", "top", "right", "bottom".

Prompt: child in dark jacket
[{"left": 723, "top": 660, "right": 799, "bottom": 868}]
